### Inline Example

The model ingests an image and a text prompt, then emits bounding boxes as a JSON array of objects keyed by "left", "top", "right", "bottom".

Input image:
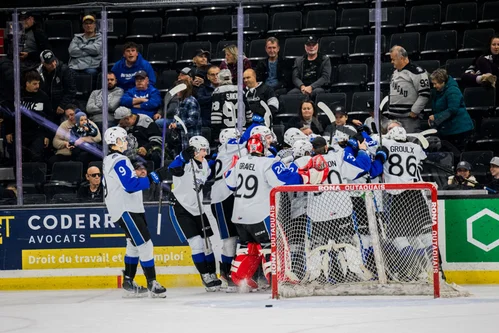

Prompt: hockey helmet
[
  {"left": 104, "top": 126, "right": 128, "bottom": 145},
  {"left": 247, "top": 134, "right": 267, "bottom": 155},
  {"left": 218, "top": 69, "right": 232, "bottom": 85},
  {"left": 189, "top": 136, "right": 210, "bottom": 155},
  {"left": 292, "top": 139, "right": 313, "bottom": 158},
  {"left": 386, "top": 126, "right": 407, "bottom": 142},
  {"left": 250, "top": 125, "right": 276, "bottom": 143},
  {"left": 219, "top": 128, "right": 239, "bottom": 145},
  {"left": 284, "top": 127, "right": 308, "bottom": 146},
  {"left": 333, "top": 125, "right": 356, "bottom": 143}
]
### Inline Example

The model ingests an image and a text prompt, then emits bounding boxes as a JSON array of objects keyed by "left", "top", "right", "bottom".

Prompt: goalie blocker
[{"left": 269, "top": 183, "right": 469, "bottom": 299}]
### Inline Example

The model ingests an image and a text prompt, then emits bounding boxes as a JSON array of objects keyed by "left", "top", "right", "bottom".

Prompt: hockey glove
[
  {"left": 355, "top": 124, "right": 372, "bottom": 135},
  {"left": 375, "top": 146, "right": 389, "bottom": 163},
  {"left": 252, "top": 114, "right": 265, "bottom": 124},
  {"left": 346, "top": 133, "right": 365, "bottom": 150},
  {"left": 148, "top": 165, "right": 170, "bottom": 184},
  {"left": 180, "top": 146, "right": 196, "bottom": 162}
]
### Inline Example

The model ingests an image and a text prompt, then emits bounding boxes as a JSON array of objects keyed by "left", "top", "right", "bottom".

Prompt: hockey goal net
[{"left": 270, "top": 183, "right": 468, "bottom": 299}]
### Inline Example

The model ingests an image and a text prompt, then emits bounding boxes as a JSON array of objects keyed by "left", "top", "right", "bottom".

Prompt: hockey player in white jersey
[
  {"left": 210, "top": 128, "right": 247, "bottom": 291},
  {"left": 277, "top": 127, "right": 309, "bottom": 161},
  {"left": 168, "top": 135, "right": 222, "bottom": 291},
  {"left": 102, "top": 127, "right": 168, "bottom": 298},
  {"left": 224, "top": 134, "right": 325, "bottom": 291}
]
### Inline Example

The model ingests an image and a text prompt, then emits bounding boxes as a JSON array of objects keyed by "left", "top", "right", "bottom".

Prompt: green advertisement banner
[{"left": 446, "top": 199, "right": 499, "bottom": 263}]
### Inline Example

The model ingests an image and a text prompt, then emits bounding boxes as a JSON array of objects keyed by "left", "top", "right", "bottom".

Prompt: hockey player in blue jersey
[
  {"left": 102, "top": 127, "right": 169, "bottom": 298},
  {"left": 168, "top": 135, "right": 223, "bottom": 291}
]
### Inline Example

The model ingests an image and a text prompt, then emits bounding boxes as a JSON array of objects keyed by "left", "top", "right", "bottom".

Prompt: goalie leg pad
[
  {"left": 260, "top": 244, "right": 272, "bottom": 284},
  {"left": 231, "top": 243, "right": 261, "bottom": 289}
]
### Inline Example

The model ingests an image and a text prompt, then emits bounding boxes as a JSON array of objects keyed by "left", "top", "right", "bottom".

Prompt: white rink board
[{"left": 1, "top": 286, "right": 498, "bottom": 333}]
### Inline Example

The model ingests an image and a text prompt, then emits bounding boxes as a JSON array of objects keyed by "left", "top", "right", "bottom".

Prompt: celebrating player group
[{"left": 102, "top": 101, "right": 431, "bottom": 297}]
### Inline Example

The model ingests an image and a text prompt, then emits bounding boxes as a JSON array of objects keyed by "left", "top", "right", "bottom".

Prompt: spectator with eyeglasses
[{"left": 77, "top": 165, "right": 103, "bottom": 201}]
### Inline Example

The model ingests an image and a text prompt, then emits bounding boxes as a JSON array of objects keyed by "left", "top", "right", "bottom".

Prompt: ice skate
[
  {"left": 219, "top": 262, "right": 237, "bottom": 293},
  {"left": 201, "top": 273, "right": 222, "bottom": 292},
  {"left": 122, "top": 276, "right": 148, "bottom": 298},
  {"left": 147, "top": 280, "right": 167, "bottom": 298}
]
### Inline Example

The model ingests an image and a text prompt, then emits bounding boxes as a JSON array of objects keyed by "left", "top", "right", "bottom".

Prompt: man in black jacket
[
  {"left": 243, "top": 68, "right": 279, "bottom": 118},
  {"left": 38, "top": 50, "right": 77, "bottom": 122},
  {"left": 255, "top": 37, "right": 290, "bottom": 96},
  {"left": 6, "top": 71, "right": 52, "bottom": 162}
]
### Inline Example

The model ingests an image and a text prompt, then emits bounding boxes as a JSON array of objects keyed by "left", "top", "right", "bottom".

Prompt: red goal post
[{"left": 269, "top": 183, "right": 441, "bottom": 299}]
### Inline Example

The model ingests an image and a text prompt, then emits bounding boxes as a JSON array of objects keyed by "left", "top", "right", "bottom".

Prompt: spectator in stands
[
  {"left": 0, "top": 57, "right": 14, "bottom": 111},
  {"left": 178, "top": 67, "right": 199, "bottom": 98},
  {"left": 120, "top": 70, "right": 161, "bottom": 119},
  {"left": 70, "top": 111, "right": 99, "bottom": 149},
  {"left": 324, "top": 106, "right": 357, "bottom": 140},
  {"left": 8, "top": 11, "right": 50, "bottom": 70},
  {"left": 77, "top": 165, "right": 103, "bottom": 202},
  {"left": 134, "top": 161, "right": 160, "bottom": 201},
  {"left": 220, "top": 44, "right": 252, "bottom": 86},
  {"left": 50, "top": 105, "right": 102, "bottom": 170},
  {"left": 387, "top": 45, "right": 430, "bottom": 133},
  {"left": 462, "top": 35, "right": 499, "bottom": 104},
  {"left": 255, "top": 37, "right": 289, "bottom": 96},
  {"left": 192, "top": 49, "right": 211, "bottom": 88},
  {"left": 0, "top": 184, "right": 17, "bottom": 205},
  {"left": 353, "top": 99, "right": 390, "bottom": 134},
  {"left": 488, "top": 157, "right": 499, "bottom": 192},
  {"left": 429, "top": 69, "right": 474, "bottom": 152},
  {"left": 86, "top": 72, "right": 124, "bottom": 130},
  {"left": 38, "top": 50, "right": 77, "bottom": 122},
  {"left": 446, "top": 161, "right": 476, "bottom": 190},
  {"left": 111, "top": 42, "right": 156, "bottom": 91},
  {"left": 286, "top": 99, "right": 325, "bottom": 136},
  {"left": 114, "top": 106, "right": 163, "bottom": 168},
  {"left": 289, "top": 36, "right": 331, "bottom": 101},
  {"left": 68, "top": 15, "right": 102, "bottom": 75},
  {"left": 168, "top": 80, "right": 201, "bottom": 149},
  {"left": 197, "top": 65, "right": 220, "bottom": 127},
  {"left": 243, "top": 68, "right": 279, "bottom": 118},
  {"left": 6, "top": 71, "right": 51, "bottom": 163}
]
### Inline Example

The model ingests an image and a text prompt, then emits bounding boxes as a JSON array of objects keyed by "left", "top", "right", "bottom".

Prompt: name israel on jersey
[
  {"left": 390, "top": 146, "right": 415, "bottom": 154},
  {"left": 391, "top": 81, "right": 408, "bottom": 98},
  {"left": 240, "top": 163, "right": 256, "bottom": 171}
]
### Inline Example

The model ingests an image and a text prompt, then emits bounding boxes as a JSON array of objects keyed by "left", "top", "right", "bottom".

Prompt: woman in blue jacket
[{"left": 429, "top": 69, "right": 474, "bottom": 152}]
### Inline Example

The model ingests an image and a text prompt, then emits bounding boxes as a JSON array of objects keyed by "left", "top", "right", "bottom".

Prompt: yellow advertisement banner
[{"left": 22, "top": 246, "right": 193, "bottom": 269}]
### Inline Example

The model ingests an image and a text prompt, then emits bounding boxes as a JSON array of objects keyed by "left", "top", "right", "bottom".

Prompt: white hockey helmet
[
  {"left": 218, "top": 69, "right": 232, "bottom": 85},
  {"left": 251, "top": 125, "right": 276, "bottom": 143},
  {"left": 104, "top": 126, "right": 128, "bottom": 145},
  {"left": 333, "top": 125, "right": 356, "bottom": 143},
  {"left": 189, "top": 136, "right": 210, "bottom": 155},
  {"left": 292, "top": 140, "right": 313, "bottom": 158},
  {"left": 284, "top": 127, "right": 308, "bottom": 146},
  {"left": 219, "top": 128, "right": 239, "bottom": 145},
  {"left": 386, "top": 126, "right": 407, "bottom": 142}
]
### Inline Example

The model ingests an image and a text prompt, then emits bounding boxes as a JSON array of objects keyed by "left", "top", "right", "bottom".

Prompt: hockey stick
[
  {"left": 378, "top": 96, "right": 389, "bottom": 147},
  {"left": 174, "top": 115, "right": 188, "bottom": 135},
  {"left": 259, "top": 100, "right": 273, "bottom": 129},
  {"left": 157, "top": 83, "right": 187, "bottom": 235},
  {"left": 317, "top": 102, "right": 335, "bottom": 124}
]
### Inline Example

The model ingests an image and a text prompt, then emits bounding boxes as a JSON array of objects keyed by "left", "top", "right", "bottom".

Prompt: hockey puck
[{"left": 265, "top": 304, "right": 273, "bottom": 308}]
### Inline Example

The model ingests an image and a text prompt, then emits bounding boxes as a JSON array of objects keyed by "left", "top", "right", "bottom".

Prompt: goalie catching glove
[{"left": 298, "top": 154, "right": 330, "bottom": 184}]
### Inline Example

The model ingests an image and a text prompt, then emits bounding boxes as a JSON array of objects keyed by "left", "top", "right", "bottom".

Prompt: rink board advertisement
[{"left": 0, "top": 204, "right": 202, "bottom": 290}]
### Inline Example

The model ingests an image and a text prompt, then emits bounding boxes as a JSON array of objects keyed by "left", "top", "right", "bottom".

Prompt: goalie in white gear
[
  {"left": 210, "top": 128, "right": 246, "bottom": 291},
  {"left": 380, "top": 125, "right": 432, "bottom": 281},
  {"left": 168, "top": 135, "right": 222, "bottom": 291},
  {"left": 102, "top": 127, "right": 167, "bottom": 298},
  {"left": 224, "top": 133, "right": 318, "bottom": 291}
]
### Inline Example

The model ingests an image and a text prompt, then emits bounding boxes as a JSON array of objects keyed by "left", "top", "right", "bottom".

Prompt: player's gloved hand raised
[
  {"left": 347, "top": 133, "right": 365, "bottom": 150},
  {"left": 148, "top": 166, "right": 170, "bottom": 184},
  {"left": 252, "top": 114, "right": 265, "bottom": 124},
  {"left": 355, "top": 124, "right": 372, "bottom": 135},
  {"left": 181, "top": 146, "right": 196, "bottom": 162},
  {"left": 375, "top": 146, "right": 389, "bottom": 163}
]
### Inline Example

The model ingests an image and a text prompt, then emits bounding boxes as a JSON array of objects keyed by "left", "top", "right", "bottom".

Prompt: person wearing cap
[
  {"left": 286, "top": 99, "right": 326, "bottom": 136},
  {"left": 111, "top": 42, "right": 156, "bottom": 91},
  {"left": 68, "top": 14, "right": 102, "bottom": 75},
  {"left": 488, "top": 157, "right": 499, "bottom": 192},
  {"left": 255, "top": 37, "right": 290, "bottom": 97},
  {"left": 323, "top": 105, "right": 356, "bottom": 140},
  {"left": 219, "top": 44, "right": 252, "bottom": 86},
  {"left": 120, "top": 70, "right": 162, "bottom": 119},
  {"left": 37, "top": 49, "right": 77, "bottom": 121},
  {"left": 7, "top": 11, "right": 50, "bottom": 69},
  {"left": 86, "top": 72, "right": 124, "bottom": 130},
  {"left": 429, "top": 68, "right": 474, "bottom": 152},
  {"left": 289, "top": 36, "right": 331, "bottom": 100},
  {"left": 114, "top": 106, "right": 164, "bottom": 168},
  {"left": 134, "top": 162, "right": 161, "bottom": 201},
  {"left": 446, "top": 161, "right": 477, "bottom": 189},
  {"left": 5, "top": 70, "right": 52, "bottom": 163},
  {"left": 192, "top": 49, "right": 212, "bottom": 86},
  {"left": 177, "top": 67, "right": 199, "bottom": 98}
]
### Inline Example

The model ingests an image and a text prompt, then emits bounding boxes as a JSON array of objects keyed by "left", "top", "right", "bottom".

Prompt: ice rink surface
[{"left": 1, "top": 286, "right": 498, "bottom": 333}]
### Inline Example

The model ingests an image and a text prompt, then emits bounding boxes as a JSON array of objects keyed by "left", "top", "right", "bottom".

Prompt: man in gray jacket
[
  {"left": 288, "top": 36, "right": 331, "bottom": 100},
  {"left": 68, "top": 15, "right": 102, "bottom": 75},
  {"left": 86, "top": 72, "right": 123, "bottom": 130}
]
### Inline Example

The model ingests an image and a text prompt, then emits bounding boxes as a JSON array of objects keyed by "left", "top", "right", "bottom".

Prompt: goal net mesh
[{"left": 270, "top": 183, "right": 468, "bottom": 299}]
